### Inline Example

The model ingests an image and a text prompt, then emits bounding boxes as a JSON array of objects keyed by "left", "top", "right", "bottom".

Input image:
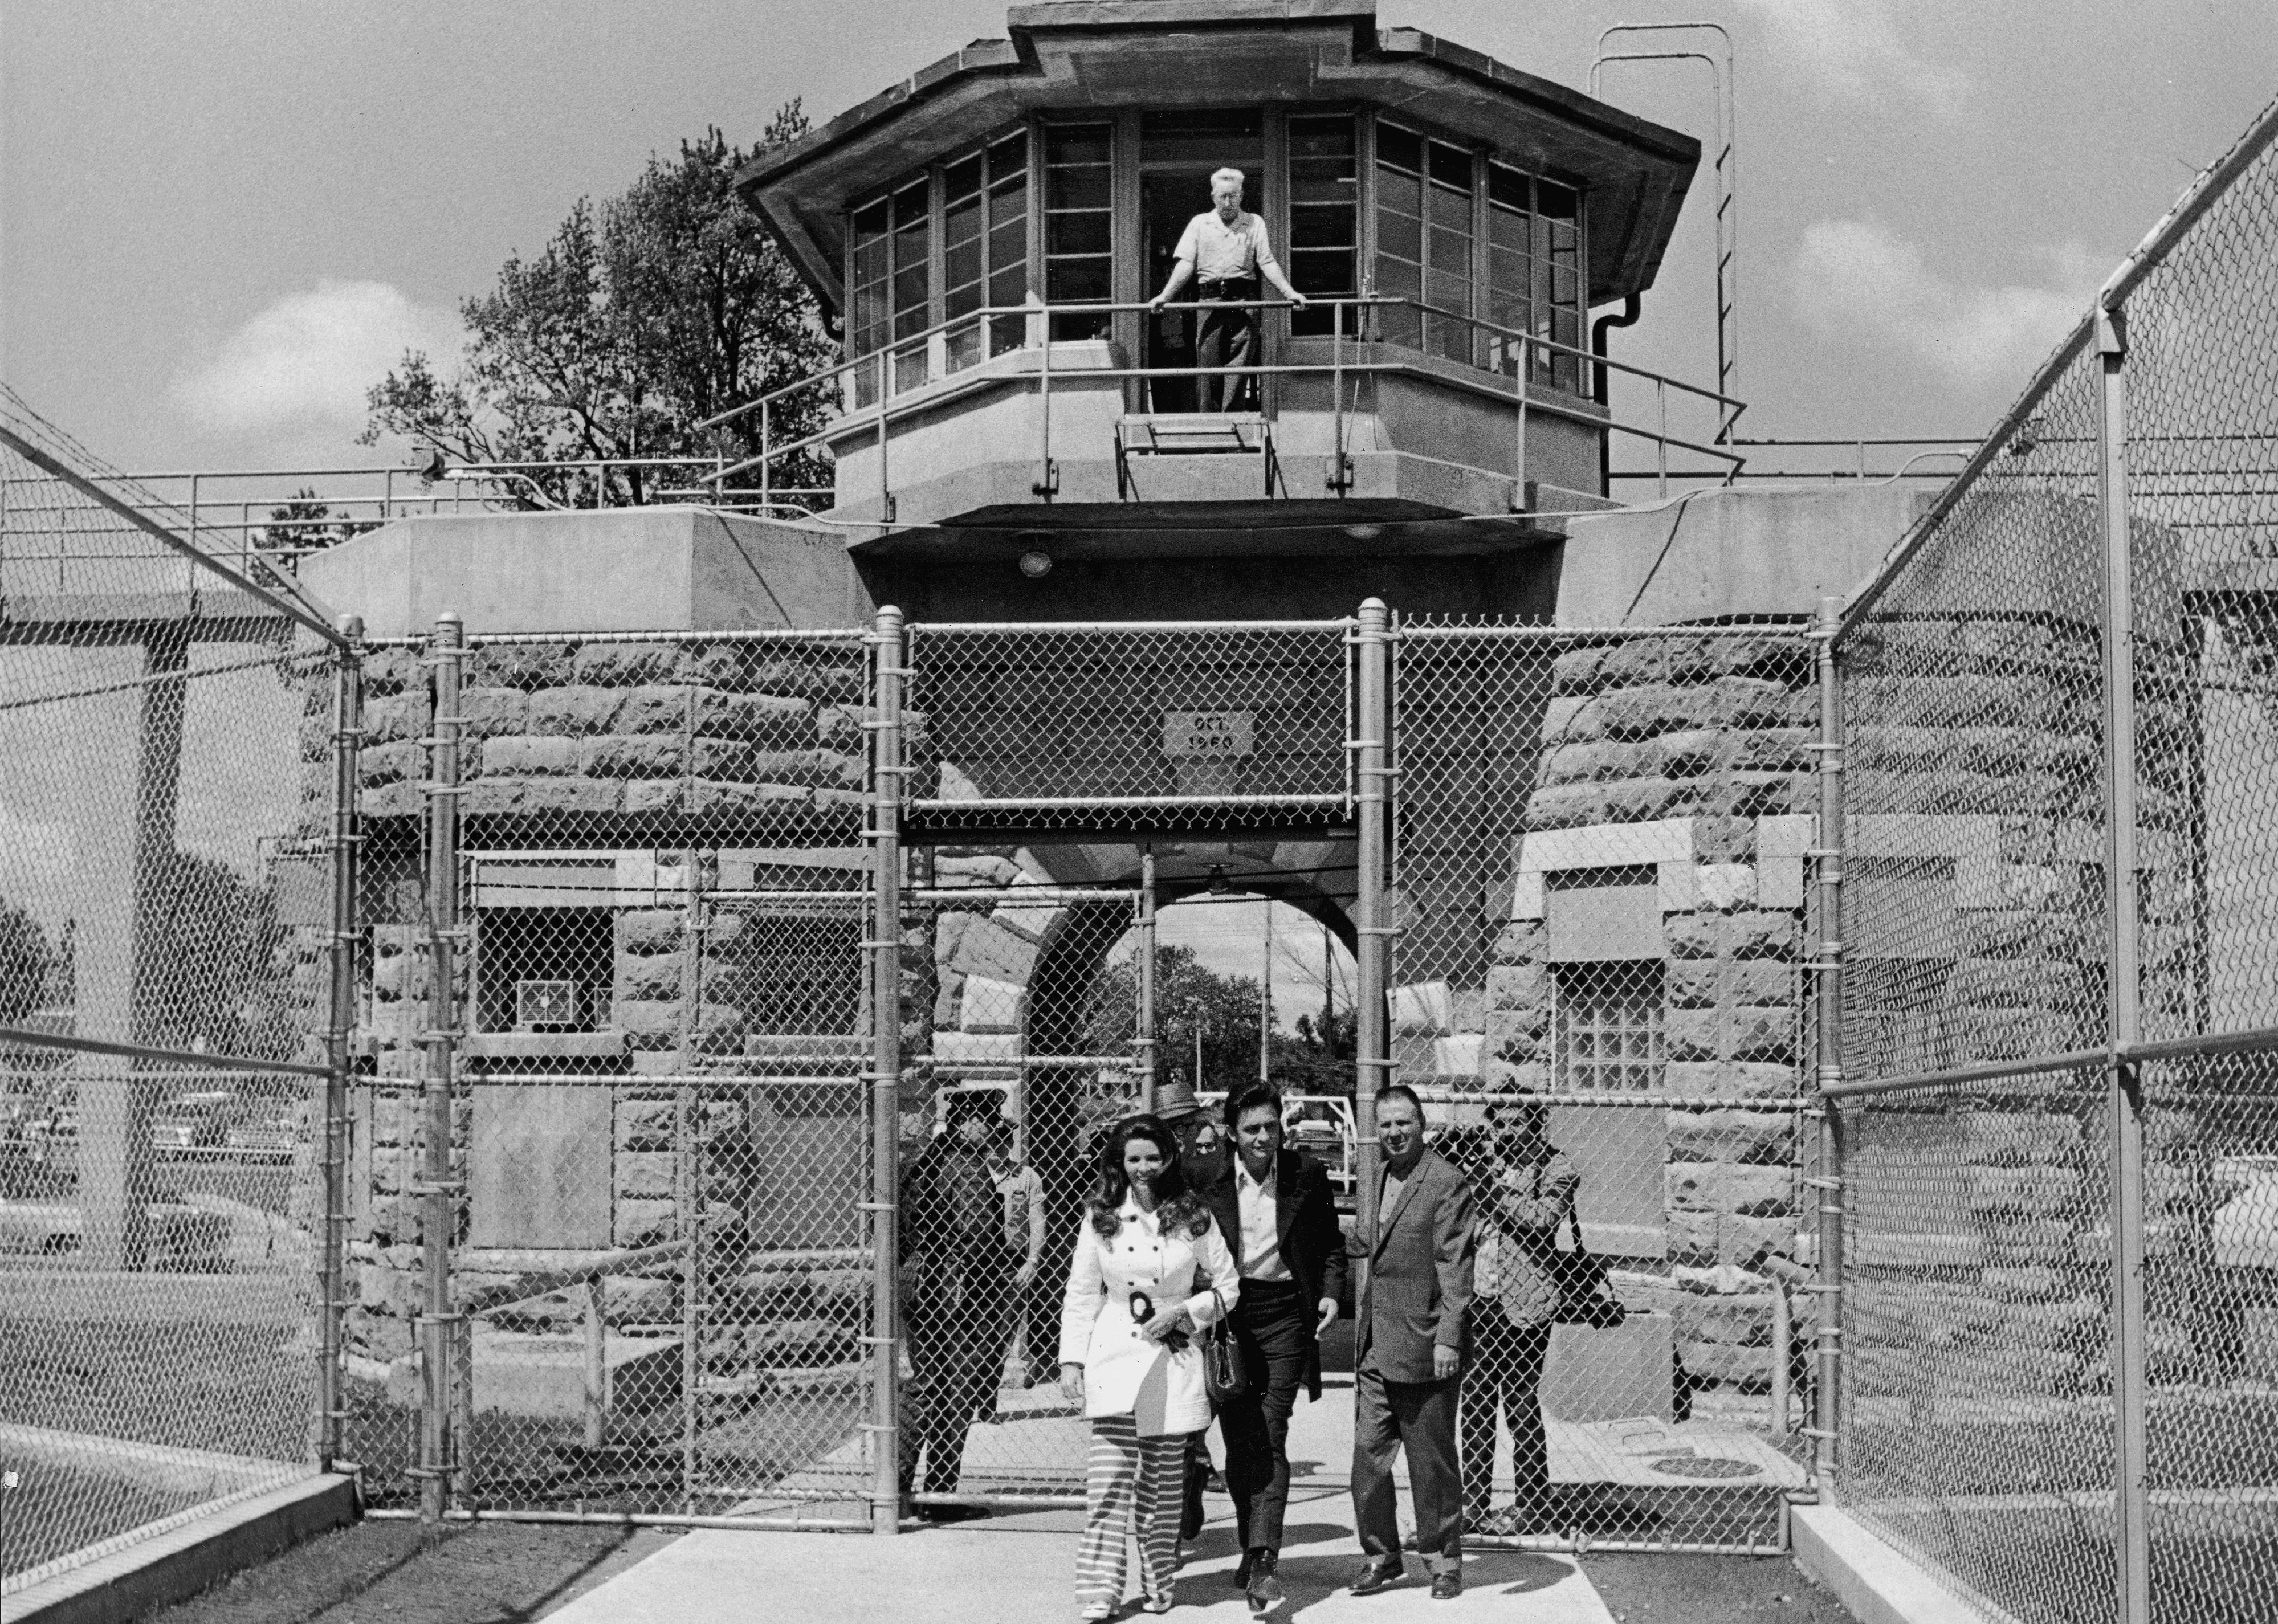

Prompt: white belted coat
[{"left": 1059, "top": 1195, "right": 1239, "bottom": 1437}]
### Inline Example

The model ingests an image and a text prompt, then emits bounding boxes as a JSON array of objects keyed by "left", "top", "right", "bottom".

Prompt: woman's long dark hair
[{"left": 1086, "top": 1113, "right": 1211, "bottom": 1240}]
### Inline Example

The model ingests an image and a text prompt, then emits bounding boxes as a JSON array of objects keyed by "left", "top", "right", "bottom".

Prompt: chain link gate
[
  {"left": 1387, "top": 619, "right": 1824, "bottom": 1554},
  {"left": 336, "top": 625, "right": 885, "bottom": 1529}
]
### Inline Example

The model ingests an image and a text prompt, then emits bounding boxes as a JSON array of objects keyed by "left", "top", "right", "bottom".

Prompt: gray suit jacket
[{"left": 1351, "top": 1147, "right": 1476, "bottom": 1385}]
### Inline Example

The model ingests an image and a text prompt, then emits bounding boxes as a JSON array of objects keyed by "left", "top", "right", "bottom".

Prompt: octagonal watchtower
[{"left": 735, "top": 0, "right": 1705, "bottom": 622}]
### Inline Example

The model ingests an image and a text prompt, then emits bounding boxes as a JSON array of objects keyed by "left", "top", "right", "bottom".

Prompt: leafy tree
[
  {"left": 259, "top": 488, "right": 376, "bottom": 555},
  {"left": 360, "top": 108, "right": 837, "bottom": 510},
  {"left": 1081, "top": 944, "right": 1354, "bottom": 1099},
  {"left": 140, "top": 854, "right": 296, "bottom": 1061},
  {"left": 0, "top": 903, "right": 57, "bottom": 1025}
]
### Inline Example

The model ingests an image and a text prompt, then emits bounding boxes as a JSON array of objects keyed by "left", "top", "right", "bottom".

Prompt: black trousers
[
  {"left": 899, "top": 1249, "right": 1016, "bottom": 1496},
  {"left": 1219, "top": 1278, "right": 1310, "bottom": 1553},
  {"left": 1194, "top": 278, "right": 1258, "bottom": 412},
  {"left": 1352, "top": 1361, "right": 1462, "bottom": 1572},
  {"left": 1461, "top": 1313, "right": 1552, "bottom": 1515}
]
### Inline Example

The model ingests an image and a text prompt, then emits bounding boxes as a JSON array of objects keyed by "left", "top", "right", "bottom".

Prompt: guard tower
[{"left": 735, "top": 0, "right": 1705, "bottom": 622}]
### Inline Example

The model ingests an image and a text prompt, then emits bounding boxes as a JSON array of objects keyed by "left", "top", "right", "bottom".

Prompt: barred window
[{"left": 1554, "top": 961, "right": 1664, "bottom": 1092}]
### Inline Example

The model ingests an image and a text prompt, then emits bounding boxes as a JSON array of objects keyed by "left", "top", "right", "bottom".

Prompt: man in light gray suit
[{"left": 1348, "top": 1085, "right": 1476, "bottom": 1601}]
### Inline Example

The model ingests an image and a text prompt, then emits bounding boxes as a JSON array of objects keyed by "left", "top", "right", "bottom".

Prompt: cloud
[
  {"left": 1790, "top": 219, "right": 2098, "bottom": 391},
  {"left": 172, "top": 280, "right": 459, "bottom": 434},
  {"left": 1733, "top": 0, "right": 1969, "bottom": 114}
]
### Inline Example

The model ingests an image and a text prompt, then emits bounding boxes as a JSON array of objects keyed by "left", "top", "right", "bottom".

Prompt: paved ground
[{"left": 137, "top": 1372, "right": 1856, "bottom": 1623}]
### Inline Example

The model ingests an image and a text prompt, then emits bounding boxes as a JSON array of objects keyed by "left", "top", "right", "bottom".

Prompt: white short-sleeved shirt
[{"left": 1174, "top": 209, "right": 1281, "bottom": 283}]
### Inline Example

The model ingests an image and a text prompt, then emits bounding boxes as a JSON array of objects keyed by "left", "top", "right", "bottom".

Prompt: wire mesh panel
[
  {"left": 902, "top": 622, "right": 1352, "bottom": 835},
  {"left": 1388, "top": 622, "right": 1820, "bottom": 1552},
  {"left": 2115, "top": 95, "right": 2278, "bottom": 1621},
  {"left": 337, "top": 630, "right": 881, "bottom": 1525},
  {"left": 0, "top": 401, "right": 343, "bottom": 1594},
  {"left": 1837, "top": 1068, "right": 2118, "bottom": 1624},
  {"left": 896, "top": 876, "right": 1151, "bottom": 1508}
]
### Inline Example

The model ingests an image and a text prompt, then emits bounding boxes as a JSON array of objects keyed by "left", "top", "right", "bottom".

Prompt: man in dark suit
[
  {"left": 1197, "top": 1083, "right": 1350, "bottom": 1617},
  {"left": 1349, "top": 1084, "right": 1476, "bottom": 1601}
]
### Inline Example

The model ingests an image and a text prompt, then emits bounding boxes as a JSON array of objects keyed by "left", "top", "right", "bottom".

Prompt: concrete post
[
  {"left": 319, "top": 617, "right": 365, "bottom": 1470},
  {"left": 418, "top": 613, "right": 464, "bottom": 1522},
  {"left": 77, "top": 625, "right": 187, "bottom": 1271},
  {"left": 1353, "top": 599, "right": 1392, "bottom": 1256},
  {"left": 1810, "top": 596, "right": 1847, "bottom": 1492},
  {"left": 868, "top": 607, "right": 907, "bottom": 1536},
  {"left": 2097, "top": 304, "right": 2152, "bottom": 1624}
]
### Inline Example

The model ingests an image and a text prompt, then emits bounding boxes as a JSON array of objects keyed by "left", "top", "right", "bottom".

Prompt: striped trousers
[{"left": 1075, "top": 1414, "right": 1183, "bottom": 1609}]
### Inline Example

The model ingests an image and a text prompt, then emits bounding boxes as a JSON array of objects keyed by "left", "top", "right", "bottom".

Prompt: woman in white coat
[{"left": 1059, "top": 1113, "right": 1239, "bottom": 1619}]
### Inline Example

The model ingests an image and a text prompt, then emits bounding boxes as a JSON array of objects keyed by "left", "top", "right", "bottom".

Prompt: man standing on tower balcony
[{"left": 1149, "top": 167, "right": 1307, "bottom": 412}]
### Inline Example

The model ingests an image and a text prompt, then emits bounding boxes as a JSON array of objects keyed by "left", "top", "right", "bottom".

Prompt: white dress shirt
[
  {"left": 1173, "top": 209, "right": 1283, "bottom": 284},
  {"left": 1235, "top": 1159, "right": 1291, "bottom": 1283}
]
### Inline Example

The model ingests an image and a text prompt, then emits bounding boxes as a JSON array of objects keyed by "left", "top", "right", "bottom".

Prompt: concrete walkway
[{"left": 544, "top": 1378, "right": 1617, "bottom": 1624}]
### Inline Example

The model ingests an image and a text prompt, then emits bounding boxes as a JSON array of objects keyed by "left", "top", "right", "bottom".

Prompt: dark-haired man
[
  {"left": 1349, "top": 1085, "right": 1475, "bottom": 1601},
  {"left": 1197, "top": 1083, "right": 1348, "bottom": 1616}
]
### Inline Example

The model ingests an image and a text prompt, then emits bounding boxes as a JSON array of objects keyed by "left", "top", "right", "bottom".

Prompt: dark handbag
[
  {"left": 1549, "top": 1209, "right": 1627, "bottom": 1329},
  {"left": 1201, "top": 1288, "right": 1248, "bottom": 1405}
]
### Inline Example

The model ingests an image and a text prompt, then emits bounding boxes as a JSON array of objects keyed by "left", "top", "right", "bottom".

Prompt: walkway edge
[
  {"left": 7, "top": 1471, "right": 358, "bottom": 1624},
  {"left": 1791, "top": 1505, "right": 2011, "bottom": 1624}
]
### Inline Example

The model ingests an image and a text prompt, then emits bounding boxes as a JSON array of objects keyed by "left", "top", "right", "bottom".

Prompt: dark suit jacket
[
  {"left": 1350, "top": 1147, "right": 1476, "bottom": 1385},
  {"left": 1199, "top": 1148, "right": 1352, "bottom": 1399}
]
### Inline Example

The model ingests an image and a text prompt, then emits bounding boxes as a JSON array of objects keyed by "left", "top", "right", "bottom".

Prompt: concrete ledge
[
  {"left": 1792, "top": 1504, "right": 2008, "bottom": 1624},
  {"left": 7, "top": 1471, "right": 357, "bottom": 1624}
]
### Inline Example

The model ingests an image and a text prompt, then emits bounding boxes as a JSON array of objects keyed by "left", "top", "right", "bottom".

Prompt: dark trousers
[
  {"left": 1352, "top": 1362, "right": 1462, "bottom": 1572},
  {"left": 899, "top": 1250, "right": 1015, "bottom": 1496},
  {"left": 1461, "top": 1313, "right": 1552, "bottom": 1515},
  {"left": 1219, "top": 1278, "right": 1309, "bottom": 1554},
  {"left": 1194, "top": 278, "right": 1258, "bottom": 412}
]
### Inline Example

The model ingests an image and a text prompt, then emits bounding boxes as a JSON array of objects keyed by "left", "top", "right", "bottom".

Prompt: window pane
[
  {"left": 1376, "top": 121, "right": 1423, "bottom": 174},
  {"left": 1046, "top": 210, "right": 1111, "bottom": 258},
  {"left": 1046, "top": 127, "right": 1110, "bottom": 166},
  {"left": 1048, "top": 165, "right": 1110, "bottom": 213},
  {"left": 1486, "top": 161, "right": 1529, "bottom": 215},
  {"left": 1290, "top": 114, "right": 1355, "bottom": 161},
  {"left": 1290, "top": 206, "right": 1357, "bottom": 250},
  {"left": 943, "top": 239, "right": 983, "bottom": 297},
  {"left": 1428, "top": 225, "right": 1470, "bottom": 274},
  {"left": 1138, "top": 108, "right": 1263, "bottom": 169},
  {"left": 1538, "top": 179, "right": 1578, "bottom": 221},
  {"left": 943, "top": 154, "right": 984, "bottom": 210},
  {"left": 989, "top": 177, "right": 1027, "bottom": 232},
  {"left": 988, "top": 225, "right": 1027, "bottom": 292},
  {"left": 1048, "top": 256, "right": 1110, "bottom": 303},
  {"left": 1375, "top": 207, "right": 1420, "bottom": 264},
  {"left": 893, "top": 181, "right": 928, "bottom": 231},
  {"left": 1427, "top": 183, "right": 1470, "bottom": 233},
  {"left": 1427, "top": 141, "right": 1472, "bottom": 195}
]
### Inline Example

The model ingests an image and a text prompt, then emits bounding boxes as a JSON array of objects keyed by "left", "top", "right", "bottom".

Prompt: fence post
[
  {"left": 1136, "top": 847, "right": 1158, "bottom": 1112},
  {"left": 677, "top": 845, "right": 706, "bottom": 1505},
  {"left": 1353, "top": 599, "right": 1392, "bottom": 1252},
  {"left": 867, "top": 606, "right": 907, "bottom": 1537},
  {"left": 2097, "top": 301, "right": 2153, "bottom": 1624},
  {"left": 1809, "top": 595, "right": 1847, "bottom": 1493},
  {"left": 418, "top": 612, "right": 464, "bottom": 1523},
  {"left": 319, "top": 616, "right": 365, "bottom": 1474}
]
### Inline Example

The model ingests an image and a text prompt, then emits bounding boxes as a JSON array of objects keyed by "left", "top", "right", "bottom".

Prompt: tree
[
  {"left": 1078, "top": 945, "right": 1357, "bottom": 1099},
  {"left": 360, "top": 107, "right": 837, "bottom": 509},
  {"left": 259, "top": 488, "right": 377, "bottom": 556},
  {"left": 0, "top": 903, "right": 57, "bottom": 1026}
]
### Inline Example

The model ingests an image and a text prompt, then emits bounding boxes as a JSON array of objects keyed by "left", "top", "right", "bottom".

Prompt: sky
[{"left": 3, "top": 0, "right": 2275, "bottom": 479}]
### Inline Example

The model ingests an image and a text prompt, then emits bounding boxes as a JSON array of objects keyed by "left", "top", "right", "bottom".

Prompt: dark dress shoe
[
  {"left": 1431, "top": 1569, "right": 1464, "bottom": 1601},
  {"left": 1350, "top": 1559, "right": 1404, "bottom": 1596},
  {"left": 1246, "top": 1550, "right": 1284, "bottom": 1615}
]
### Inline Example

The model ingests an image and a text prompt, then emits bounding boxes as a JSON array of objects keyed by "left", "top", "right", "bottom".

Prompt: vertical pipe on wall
[
  {"left": 1810, "top": 595, "right": 1847, "bottom": 1492},
  {"left": 418, "top": 613, "right": 463, "bottom": 1523},
  {"left": 1136, "top": 848, "right": 1158, "bottom": 1113},
  {"left": 318, "top": 617, "right": 364, "bottom": 1472},
  {"left": 867, "top": 607, "right": 908, "bottom": 1537},
  {"left": 1353, "top": 599, "right": 1391, "bottom": 1255},
  {"left": 2097, "top": 304, "right": 2152, "bottom": 1624}
]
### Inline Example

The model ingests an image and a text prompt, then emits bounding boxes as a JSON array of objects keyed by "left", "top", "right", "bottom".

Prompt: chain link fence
[
  {"left": 1388, "top": 621, "right": 1821, "bottom": 1554},
  {"left": 1827, "top": 91, "right": 2278, "bottom": 1624},
  {"left": 0, "top": 393, "right": 350, "bottom": 1597}
]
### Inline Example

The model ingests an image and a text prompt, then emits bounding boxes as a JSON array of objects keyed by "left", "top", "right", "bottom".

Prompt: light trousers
[{"left": 1076, "top": 1413, "right": 1183, "bottom": 1608}]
